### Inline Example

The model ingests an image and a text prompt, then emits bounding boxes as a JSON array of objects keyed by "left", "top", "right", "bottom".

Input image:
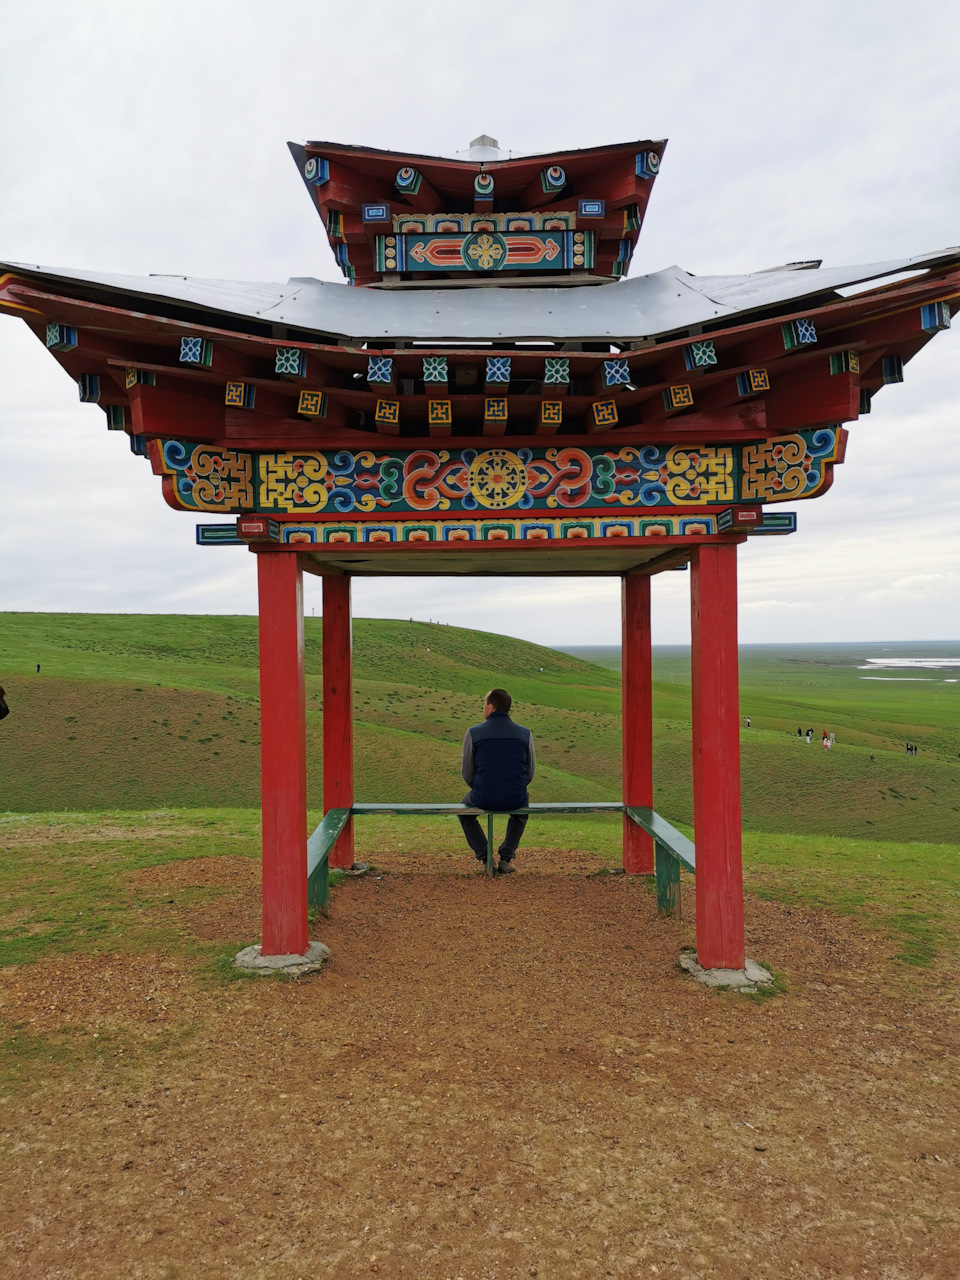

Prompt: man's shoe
[{"left": 496, "top": 858, "right": 515, "bottom": 875}]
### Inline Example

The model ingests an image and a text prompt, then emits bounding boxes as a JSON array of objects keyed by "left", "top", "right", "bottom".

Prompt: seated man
[{"left": 458, "top": 688, "right": 535, "bottom": 874}]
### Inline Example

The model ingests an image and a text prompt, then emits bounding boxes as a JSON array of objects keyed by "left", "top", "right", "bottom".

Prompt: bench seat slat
[
  {"left": 626, "top": 805, "right": 695, "bottom": 874},
  {"left": 307, "top": 807, "right": 351, "bottom": 878}
]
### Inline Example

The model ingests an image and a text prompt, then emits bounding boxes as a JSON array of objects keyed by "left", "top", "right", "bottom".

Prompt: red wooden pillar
[
  {"left": 323, "top": 574, "right": 355, "bottom": 868},
  {"left": 257, "top": 550, "right": 308, "bottom": 956},
  {"left": 622, "top": 573, "right": 654, "bottom": 873},
  {"left": 690, "top": 543, "right": 745, "bottom": 970}
]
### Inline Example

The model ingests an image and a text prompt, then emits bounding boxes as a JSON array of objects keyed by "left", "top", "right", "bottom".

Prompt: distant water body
[{"left": 556, "top": 640, "right": 960, "bottom": 679}]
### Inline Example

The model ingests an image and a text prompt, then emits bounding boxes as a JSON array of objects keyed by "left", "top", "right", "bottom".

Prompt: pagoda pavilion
[{"left": 2, "top": 134, "right": 958, "bottom": 971}]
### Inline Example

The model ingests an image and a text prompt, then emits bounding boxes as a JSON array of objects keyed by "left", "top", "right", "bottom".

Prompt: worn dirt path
[{"left": 1, "top": 848, "right": 958, "bottom": 1279}]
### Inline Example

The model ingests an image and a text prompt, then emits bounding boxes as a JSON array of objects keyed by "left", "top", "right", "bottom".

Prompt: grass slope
[
  {"left": 1, "top": 809, "right": 958, "bottom": 971},
  {"left": 1, "top": 614, "right": 959, "bottom": 842}
]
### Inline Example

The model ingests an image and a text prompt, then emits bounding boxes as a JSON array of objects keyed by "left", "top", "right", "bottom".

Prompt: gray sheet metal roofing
[{"left": 4, "top": 249, "right": 959, "bottom": 343}]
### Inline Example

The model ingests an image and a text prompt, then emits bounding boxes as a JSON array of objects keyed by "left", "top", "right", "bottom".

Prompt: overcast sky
[{"left": 1, "top": 0, "right": 958, "bottom": 646}]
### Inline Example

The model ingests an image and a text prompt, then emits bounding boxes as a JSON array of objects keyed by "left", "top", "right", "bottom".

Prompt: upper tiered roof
[{"left": 287, "top": 136, "right": 665, "bottom": 286}]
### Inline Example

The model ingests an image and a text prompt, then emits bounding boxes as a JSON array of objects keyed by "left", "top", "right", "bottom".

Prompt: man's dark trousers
[{"left": 458, "top": 794, "right": 529, "bottom": 859}]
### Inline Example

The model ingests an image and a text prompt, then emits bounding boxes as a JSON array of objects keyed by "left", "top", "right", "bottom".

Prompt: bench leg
[{"left": 655, "top": 841, "right": 680, "bottom": 918}]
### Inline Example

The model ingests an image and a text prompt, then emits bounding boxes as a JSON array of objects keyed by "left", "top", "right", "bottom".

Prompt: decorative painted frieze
[
  {"left": 635, "top": 151, "right": 660, "bottom": 179},
  {"left": 882, "top": 355, "right": 904, "bottom": 383},
  {"left": 540, "top": 165, "right": 566, "bottom": 194},
  {"left": 155, "top": 428, "right": 844, "bottom": 516},
  {"left": 741, "top": 428, "right": 843, "bottom": 501},
  {"left": 543, "top": 357, "right": 570, "bottom": 385},
  {"left": 375, "top": 230, "right": 593, "bottom": 274},
  {"left": 238, "top": 512, "right": 720, "bottom": 545},
  {"left": 160, "top": 442, "right": 255, "bottom": 508},
  {"left": 395, "top": 212, "right": 576, "bottom": 234}
]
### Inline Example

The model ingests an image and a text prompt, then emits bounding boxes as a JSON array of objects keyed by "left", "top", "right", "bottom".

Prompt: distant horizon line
[
  {"left": 555, "top": 639, "right": 960, "bottom": 650},
  {"left": 1, "top": 609, "right": 959, "bottom": 650}
]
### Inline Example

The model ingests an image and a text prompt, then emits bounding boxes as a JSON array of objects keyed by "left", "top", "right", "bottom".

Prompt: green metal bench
[
  {"left": 306, "top": 801, "right": 694, "bottom": 912},
  {"left": 353, "top": 801, "right": 623, "bottom": 876},
  {"left": 626, "top": 805, "right": 696, "bottom": 917}
]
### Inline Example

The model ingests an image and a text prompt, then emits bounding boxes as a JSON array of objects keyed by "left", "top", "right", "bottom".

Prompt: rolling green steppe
[{"left": 1, "top": 613, "right": 959, "bottom": 843}]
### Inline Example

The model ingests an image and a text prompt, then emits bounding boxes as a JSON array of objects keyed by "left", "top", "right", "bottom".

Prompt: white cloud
[{"left": 2, "top": 0, "right": 959, "bottom": 645}]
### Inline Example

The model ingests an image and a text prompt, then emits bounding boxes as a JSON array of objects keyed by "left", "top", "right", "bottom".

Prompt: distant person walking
[
  {"left": 458, "top": 688, "right": 535, "bottom": 875},
  {"left": 745, "top": 716, "right": 751, "bottom": 728},
  {"left": 35, "top": 663, "right": 40, "bottom": 674},
  {"left": 797, "top": 727, "right": 802, "bottom": 738}
]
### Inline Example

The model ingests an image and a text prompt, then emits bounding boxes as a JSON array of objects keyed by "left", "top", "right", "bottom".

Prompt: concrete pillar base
[
  {"left": 680, "top": 951, "right": 772, "bottom": 991},
  {"left": 233, "top": 940, "right": 330, "bottom": 976}
]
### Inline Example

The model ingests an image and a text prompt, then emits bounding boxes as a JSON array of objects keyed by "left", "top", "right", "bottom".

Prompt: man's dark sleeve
[
  {"left": 461, "top": 729, "right": 475, "bottom": 785},
  {"left": 526, "top": 731, "right": 536, "bottom": 783}
]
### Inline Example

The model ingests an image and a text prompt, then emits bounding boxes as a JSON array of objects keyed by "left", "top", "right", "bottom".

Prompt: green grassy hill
[{"left": 1, "top": 613, "right": 959, "bottom": 842}]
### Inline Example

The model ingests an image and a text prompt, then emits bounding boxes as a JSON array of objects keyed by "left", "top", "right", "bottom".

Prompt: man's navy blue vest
[{"left": 467, "top": 711, "right": 531, "bottom": 810}]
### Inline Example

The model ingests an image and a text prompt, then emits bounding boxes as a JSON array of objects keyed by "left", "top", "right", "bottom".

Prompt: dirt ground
[{"left": 1, "top": 847, "right": 958, "bottom": 1279}]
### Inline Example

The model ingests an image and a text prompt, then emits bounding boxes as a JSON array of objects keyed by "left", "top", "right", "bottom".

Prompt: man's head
[{"left": 483, "top": 688, "right": 512, "bottom": 718}]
